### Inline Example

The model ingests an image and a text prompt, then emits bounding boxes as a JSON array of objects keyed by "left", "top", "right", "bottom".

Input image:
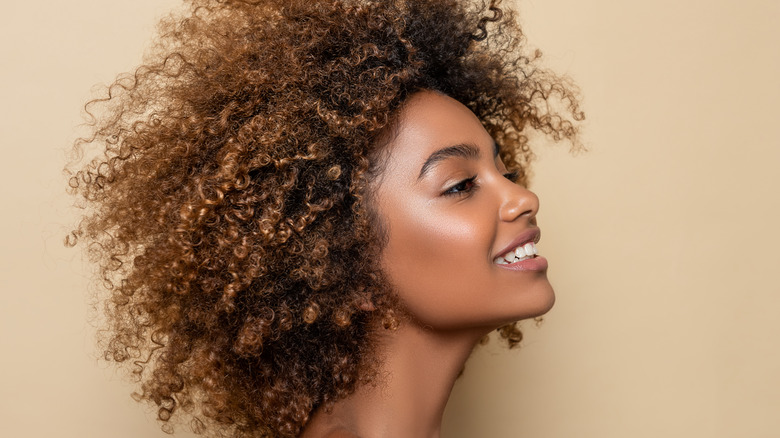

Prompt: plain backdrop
[{"left": 1, "top": 1, "right": 778, "bottom": 437}]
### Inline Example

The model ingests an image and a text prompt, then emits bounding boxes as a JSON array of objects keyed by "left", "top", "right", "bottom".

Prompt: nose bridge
[{"left": 498, "top": 180, "right": 539, "bottom": 223}]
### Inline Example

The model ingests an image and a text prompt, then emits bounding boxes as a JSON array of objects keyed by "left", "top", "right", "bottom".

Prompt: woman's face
[{"left": 372, "top": 91, "right": 555, "bottom": 333}]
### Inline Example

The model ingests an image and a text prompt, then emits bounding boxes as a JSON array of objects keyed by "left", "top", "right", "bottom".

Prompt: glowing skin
[
  {"left": 302, "top": 90, "right": 554, "bottom": 438},
  {"left": 375, "top": 90, "right": 554, "bottom": 331}
]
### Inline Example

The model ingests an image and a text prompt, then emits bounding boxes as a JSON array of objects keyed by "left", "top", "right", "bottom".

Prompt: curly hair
[{"left": 66, "top": 0, "right": 582, "bottom": 436}]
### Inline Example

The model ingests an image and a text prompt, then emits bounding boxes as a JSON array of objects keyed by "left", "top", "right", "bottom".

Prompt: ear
[{"left": 356, "top": 295, "right": 376, "bottom": 312}]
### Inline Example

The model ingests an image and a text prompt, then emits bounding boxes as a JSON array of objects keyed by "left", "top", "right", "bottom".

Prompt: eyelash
[
  {"left": 504, "top": 170, "right": 520, "bottom": 183},
  {"left": 443, "top": 171, "right": 520, "bottom": 196},
  {"left": 443, "top": 176, "right": 477, "bottom": 196}
]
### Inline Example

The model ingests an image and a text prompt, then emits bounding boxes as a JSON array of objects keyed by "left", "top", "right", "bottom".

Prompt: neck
[{"left": 316, "top": 321, "right": 488, "bottom": 438}]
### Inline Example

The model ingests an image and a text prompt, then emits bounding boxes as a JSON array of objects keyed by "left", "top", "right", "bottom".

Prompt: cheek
[{"left": 379, "top": 202, "right": 495, "bottom": 325}]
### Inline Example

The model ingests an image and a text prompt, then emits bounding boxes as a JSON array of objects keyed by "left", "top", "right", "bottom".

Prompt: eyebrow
[{"left": 417, "top": 140, "right": 499, "bottom": 180}]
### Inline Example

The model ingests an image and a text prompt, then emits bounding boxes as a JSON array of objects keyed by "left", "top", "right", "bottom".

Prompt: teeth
[{"left": 494, "top": 241, "right": 538, "bottom": 265}]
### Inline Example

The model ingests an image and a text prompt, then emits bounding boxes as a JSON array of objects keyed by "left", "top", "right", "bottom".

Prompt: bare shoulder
[
  {"left": 300, "top": 403, "right": 362, "bottom": 438},
  {"left": 321, "top": 427, "right": 361, "bottom": 438},
  {"left": 300, "top": 425, "right": 361, "bottom": 438}
]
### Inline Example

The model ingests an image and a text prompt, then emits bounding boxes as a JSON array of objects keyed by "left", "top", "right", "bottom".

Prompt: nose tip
[{"left": 499, "top": 183, "right": 539, "bottom": 223}]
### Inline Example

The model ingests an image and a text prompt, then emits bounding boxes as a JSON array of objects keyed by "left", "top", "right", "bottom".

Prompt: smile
[{"left": 493, "top": 241, "right": 538, "bottom": 265}]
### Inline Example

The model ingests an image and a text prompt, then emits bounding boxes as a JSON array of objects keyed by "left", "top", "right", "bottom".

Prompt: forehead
[{"left": 377, "top": 91, "right": 493, "bottom": 180}]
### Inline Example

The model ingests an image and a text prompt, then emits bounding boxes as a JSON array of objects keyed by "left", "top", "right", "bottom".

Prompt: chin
[
  {"left": 535, "top": 288, "right": 556, "bottom": 317},
  {"left": 514, "top": 284, "right": 556, "bottom": 322}
]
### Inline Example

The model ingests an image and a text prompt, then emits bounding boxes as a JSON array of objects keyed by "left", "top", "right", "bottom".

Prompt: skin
[{"left": 302, "top": 90, "right": 554, "bottom": 438}]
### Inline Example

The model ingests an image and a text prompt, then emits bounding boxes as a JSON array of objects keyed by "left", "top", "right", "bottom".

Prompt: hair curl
[{"left": 67, "top": 0, "right": 582, "bottom": 436}]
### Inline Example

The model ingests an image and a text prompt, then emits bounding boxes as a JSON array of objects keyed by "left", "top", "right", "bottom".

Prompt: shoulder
[
  {"left": 300, "top": 424, "right": 361, "bottom": 438},
  {"left": 321, "top": 428, "right": 361, "bottom": 438},
  {"left": 300, "top": 405, "right": 362, "bottom": 438}
]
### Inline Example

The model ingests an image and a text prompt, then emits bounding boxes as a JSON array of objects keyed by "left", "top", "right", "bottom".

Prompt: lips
[
  {"left": 493, "top": 228, "right": 541, "bottom": 263},
  {"left": 491, "top": 228, "right": 548, "bottom": 272},
  {"left": 493, "top": 241, "right": 538, "bottom": 264}
]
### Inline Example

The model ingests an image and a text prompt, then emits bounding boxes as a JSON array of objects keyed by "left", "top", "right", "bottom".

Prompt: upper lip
[{"left": 493, "top": 228, "right": 541, "bottom": 260}]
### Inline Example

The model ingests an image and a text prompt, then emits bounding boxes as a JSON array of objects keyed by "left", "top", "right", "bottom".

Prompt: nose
[{"left": 498, "top": 181, "right": 539, "bottom": 223}]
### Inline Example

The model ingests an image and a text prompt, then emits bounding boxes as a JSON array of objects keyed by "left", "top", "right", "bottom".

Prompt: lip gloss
[{"left": 497, "top": 255, "right": 548, "bottom": 271}]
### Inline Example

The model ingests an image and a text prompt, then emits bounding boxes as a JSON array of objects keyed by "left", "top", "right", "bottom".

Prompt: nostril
[{"left": 499, "top": 186, "right": 539, "bottom": 223}]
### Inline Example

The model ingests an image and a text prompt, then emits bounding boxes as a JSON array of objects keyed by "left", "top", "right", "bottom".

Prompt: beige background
[{"left": 1, "top": 0, "right": 778, "bottom": 437}]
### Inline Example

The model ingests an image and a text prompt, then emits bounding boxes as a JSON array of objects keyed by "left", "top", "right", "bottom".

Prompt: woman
[{"left": 67, "top": 0, "right": 582, "bottom": 437}]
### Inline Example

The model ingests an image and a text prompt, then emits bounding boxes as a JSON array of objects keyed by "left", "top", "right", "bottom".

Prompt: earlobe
[
  {"left": 357, "top": 297, "right": 376, "bottom": 312},
  {"left": 353, "top": 290, "right": 376, "bottom": 311}
]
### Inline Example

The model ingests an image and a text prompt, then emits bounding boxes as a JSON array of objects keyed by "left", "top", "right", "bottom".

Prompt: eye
[
  {"left": 443, "top": 176, "right": 477, "bottom": 196},
  {"left": 503, "top": 170, "right": 520, "bottom": 183}
]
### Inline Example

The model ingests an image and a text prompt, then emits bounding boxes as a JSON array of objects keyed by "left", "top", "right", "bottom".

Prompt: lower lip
[{"left": 496, "top": 255, "right": 548, "bottom": 271}]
